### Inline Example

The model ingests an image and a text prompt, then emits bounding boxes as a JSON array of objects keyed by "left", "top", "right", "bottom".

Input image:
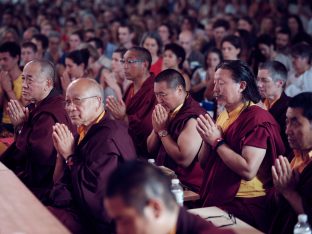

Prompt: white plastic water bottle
[
  {"left": 294, "top": 214, "right": 312, "bottom": 234},
  {"left": 148, "top": 159, "right": 155, "bottom": 165},
  {"left": 171, "top": 179, "right": 184, "bottom": 206}
]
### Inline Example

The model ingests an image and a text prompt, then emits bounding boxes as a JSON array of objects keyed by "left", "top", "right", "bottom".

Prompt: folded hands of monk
[
  {"left": 196, "top": 113, "right": 222, "bottom": 146},
  {"left": 52, "top": 123, "right": 75, "bottom": 160}
]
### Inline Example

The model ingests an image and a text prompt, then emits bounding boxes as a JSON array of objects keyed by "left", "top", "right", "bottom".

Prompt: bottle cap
[
  {"left": 298, "top": 214, "right": 308, "bottom": 222},
  {"left": 171, "top": 179, "right": 180, "bottom": 184}
]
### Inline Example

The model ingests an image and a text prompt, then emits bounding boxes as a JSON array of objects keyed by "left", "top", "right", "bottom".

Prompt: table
[
  {"left": 0, "top": 163, "right": 70, "bottom": 234},
  {"left": 189, "top": 206, "right": 264, "bottom": 234},
  {"left": 184, "top": 190, "right": 200, "bottom": 202}
]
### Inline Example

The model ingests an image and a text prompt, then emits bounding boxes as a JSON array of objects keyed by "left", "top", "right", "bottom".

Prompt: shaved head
[{"left": 68, "top": 78, "right": 104, "bottom": 101}]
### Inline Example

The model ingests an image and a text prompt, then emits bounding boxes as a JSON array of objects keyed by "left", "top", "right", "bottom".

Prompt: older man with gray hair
[{"left": 0, "top": 59, "right": 74, "bottom": 203}]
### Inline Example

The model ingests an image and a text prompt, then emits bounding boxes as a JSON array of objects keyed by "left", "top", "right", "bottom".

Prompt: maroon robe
[
  {"left": 156, "top": 96, "right": 205, "bottom": 192},
  {"left": 0, "top": 89, "right": 74, "bottom": 203},
  {"left": 124, "top": 75, "right": 157, "bottom": 158},
  {"left": 269, "top": 161, "right": 312, "bottom": 234},
  {"left": 49, "top": 115, "right": 137, "bottom": 234},
  {"left": 269, "top": 92, "right": 293, "bottom": 159},
  {"left": 200, "top": 105, "right": 285, "bottom": 232}
]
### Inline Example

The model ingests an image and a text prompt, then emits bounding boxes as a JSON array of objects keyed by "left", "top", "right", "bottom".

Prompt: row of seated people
[{"left": 0, "top": 49, "right": 310, "bottom": 234}]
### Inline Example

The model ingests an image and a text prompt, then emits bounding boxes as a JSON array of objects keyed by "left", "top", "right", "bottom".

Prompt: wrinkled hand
[
  {"left": 272, "top": 156, "right": 299, "bottom": 194},
  {"left": 7, "top": 99, "right": 29, "bottom": 126},
  {"left": 52, "top": 123, "right": 74, "bottom": 159},
  {"left": 196, "top": 113, "right": 222, "bottom": 145},
  {"left": 152, "top": 104, "right": 169, "bottom": 132},
  {"left": 106, "top": 96, "right": 126, "bottom": 120}
]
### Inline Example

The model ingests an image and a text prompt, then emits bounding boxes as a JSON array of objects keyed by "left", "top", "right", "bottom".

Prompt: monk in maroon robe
[
  {"left": 106, "top": 47, "right": 157, "bottom": 159},
  {"left": 49, "top": 78, "right": 137, "bottom": 234},
  {"left": 197, "top": 60, "right": 285, "bottom": 232},
  {"left": 147, "top": 69, "right": 205, "bottom": 193},
  {"left": 0, "top": 60, "right": 74, "bottom": 203}
]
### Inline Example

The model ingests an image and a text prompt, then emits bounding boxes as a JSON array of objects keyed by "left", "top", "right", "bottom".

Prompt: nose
[{"left": 285, "top": 123, "right": 291, "bottom": 136}]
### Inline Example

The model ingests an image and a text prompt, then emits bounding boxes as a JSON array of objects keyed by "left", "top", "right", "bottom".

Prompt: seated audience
[
  {"left": 197, "top": 60, "right": 285, "bottom": 232},
  {"left": 49, "top": 78, "right": 137, "bottom": 234}
]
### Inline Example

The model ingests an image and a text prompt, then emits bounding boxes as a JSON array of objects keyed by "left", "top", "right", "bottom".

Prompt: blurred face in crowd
[
  {"left": 163, "top": 50, "right": 179, "bottom": 70},
  {"left": 292, "top": 55, "right": 310, "bottom": 75},
  {"left": 258, "top": 44, "right": 272, "bottom": 60},
  {"left": 158, "top": 25, "right": 170, "bottom": 44},
  {"left": 69, "top": 34, "right": 81, "bottom": 51},
  {"left": 178, "top": 31, "right": 193, "bottom": 54},
  {"left": 213, "top": 26, "right": 227, "bottom": 42},
  {"left": 143, "top": 37, "right": 159, "bottom": 57},
  {"left": 221, "top": 41, "right": 240, "bottom": 60},
  {"left": 0, "top": 52, "right": 18, "bottom": 71},
  {"left": 21, "top": 47, "right": 37, "bottom": 64},
  {"left": 286, "top": 107, "right": 312, "bottom": 152},
  {"left": 65, "top": 58, "right": 84, "bottom": 80},
  {"left": 276, "top": 33, "right": 290, "bottom": 51},
  {"left": 118, "top": 27, "right": 133, "bottom": 45},
  {"left": 111, "top": 52, "right": 124, "bottom": 78},
  {"left": 207, "top": 52, "right": 221, "bottom": 69},
  {"left": 238, "top": 19, "right": 252, "bottom": 32}
]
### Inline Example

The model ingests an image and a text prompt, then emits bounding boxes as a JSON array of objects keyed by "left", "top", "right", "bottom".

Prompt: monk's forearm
[
  {"left": 282, "top": 190, "right": 305, "bottom": 214},
  {"left": 198, "top": 143, "right": 211, "bottom": 168},
  {"left": 147, "top": 130, "right": 161, "bottom": 154},
  {"left": 160, "top": 135, "right": 192, "bottom": 168},
  {"left": 216, "top": 144, "right": 257, "bottom": 180}
]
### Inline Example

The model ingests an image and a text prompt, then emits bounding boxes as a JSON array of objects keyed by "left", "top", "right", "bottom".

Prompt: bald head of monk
[{"left": 65, "top": 78, "right": 104, "bottom": 127}]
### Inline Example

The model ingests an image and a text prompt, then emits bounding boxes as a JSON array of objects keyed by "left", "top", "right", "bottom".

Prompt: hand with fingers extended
[
  {"left": 272, "top": 155, "right": 299, "bottom": 194},
  {"left": 152, "top": 104, "right": 169, "bottom": 133},
  {"left": 196, "top": 113, "right": 222, "bottom": 146},
  {"left": 105, "top": 96, "right": 126, "bottom": 120},
  {"left": 52, "top": 123, "right": 75, "bottom": 159},
  {"left": 7, "top": 99, "right": 29, "bottom": 126}
]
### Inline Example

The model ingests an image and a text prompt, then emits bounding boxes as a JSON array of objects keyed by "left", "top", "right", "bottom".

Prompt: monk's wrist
[{"left": 212, "top": 137, "right": 225, "bottom": 151}]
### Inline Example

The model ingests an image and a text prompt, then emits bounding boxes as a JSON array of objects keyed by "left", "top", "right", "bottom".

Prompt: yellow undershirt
[
  {"left": 290, "top": 150, "right": 312, "bottom": 173},
  {"left": 2, "top": 74, "right": 23, "bottom": 124},
  {"left": 217, "top": 102, "right": 266, "bottom": 198},
  {"left": 77, "top": 111, "right": 105, "bottom": 144}
]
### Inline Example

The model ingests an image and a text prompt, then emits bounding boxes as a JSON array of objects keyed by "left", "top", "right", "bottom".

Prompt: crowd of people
[{"left": 0, "top": 0, "right": 311, "bottom": 234}]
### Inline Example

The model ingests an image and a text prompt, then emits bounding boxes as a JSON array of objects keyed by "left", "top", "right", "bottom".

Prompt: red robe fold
[
  {"left": 124, "top": 75, "right": 157, "bottom": 158},
  {"left": 269, "top": 161, "right": 312, "bottom": 234},
  {"left": 49, "top": 115, "right": 137, "bottom": 234},
  {"left": 200, "top": 105, "right": 285, "bottom": 232},
  {"left": 268, "top": 92, "right": 293, "bottom": 159},
  {"left": 156, "top": 96, "right": 206, "bottom": 192},
  {"left": 0, "top": 89, "right": 75, "bottom": 203}
]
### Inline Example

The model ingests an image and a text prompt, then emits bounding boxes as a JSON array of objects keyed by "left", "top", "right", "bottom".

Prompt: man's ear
[
  {"left": 239, "top": 81, "right": 247, "bottom": 92},
  {"left": 146, "top": 198, "right": 164, "bottom": 219}
]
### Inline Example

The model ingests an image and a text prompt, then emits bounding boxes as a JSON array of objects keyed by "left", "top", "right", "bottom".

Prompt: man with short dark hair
[
  {"left": 0, "top": 59, "right": 74, "bottom": 202},
  {"left": 257, "top": 61, "right": 293, "bottom": 158},
  {"left": 49, "top": 78, "right": 136, "bottom": 234},
  {"left": 0, "top": 41, "right": 23, "bottom": 134},
  {"left": 269, "top": 92, "right": 312, "bottom": 234},
  {"left": 104, "top": 161, "right": 234, "bottom": 234},
  {"left": 21, "top": 41, "right": 38, "bottom": 66},
  {"left": 147, "top": 69, "right": 205, "bottom": 192},
  {"left": 118, "top": 23, "right": 135, "bottom": 49},
  {"left": 106, "top": 47, "right": 157, "bottom": 159}
]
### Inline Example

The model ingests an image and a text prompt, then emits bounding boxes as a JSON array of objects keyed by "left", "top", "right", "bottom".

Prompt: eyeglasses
[
  {"left": 64, "top": 96, "right": 98, "bottom": 107},
  {"left": 120, "top": 59, "right": 145, "bottom": 65},
  {"left": 203, "top": 213, "right": 236, "bottom": 228}
]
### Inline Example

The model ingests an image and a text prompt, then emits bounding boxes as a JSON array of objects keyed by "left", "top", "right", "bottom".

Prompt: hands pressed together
[
  {"left": 106, "top": 96, "right": 126, "bottom": 120},
  {"left": 7, "top": 99, "right": 29, "bottom": 126},
  {"left": 272, "top": 155, "right": 299, "bottom": 195},
  {"left": 52, "top": 123, "right": 74, "bottom": 160},
  {"left": 152, "top": 104, "right": 169, "bottom": 133},
  {"left": 196, "top": 113, "right": 222, "bottom": 146}
]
